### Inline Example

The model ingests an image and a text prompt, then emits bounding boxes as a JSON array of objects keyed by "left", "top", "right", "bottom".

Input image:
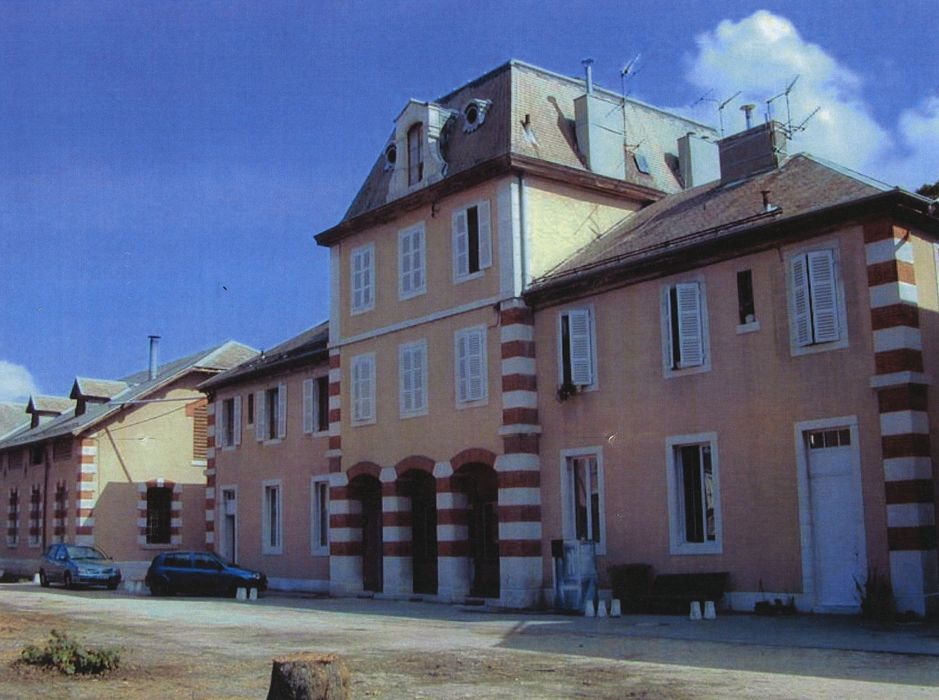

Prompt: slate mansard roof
[{"left": 0, "top": 341, "right": 259, "bottom": 449}]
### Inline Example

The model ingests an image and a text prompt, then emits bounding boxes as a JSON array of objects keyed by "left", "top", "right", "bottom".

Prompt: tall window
[
  {"left": 399, "top": 340, "right": 428, "bottom": 417},
  {"left": 218, "top": 397, "right": 241, "bottom": 448},
  {"left": 303, "top": 377, "right": 330, "bottom": 434},
  {"left": 455, "top": 326, "right": 487, "bottom": 404},
  {"left": 351, "top": 353, "right": 376, "bottom": 425},
  {"left": 351, "top": 244, "right": 375, "bottom": 314},
  {"left": 407, "top": 122, "right": 423, "bottom": 185},
  {"left": 311, "top": 478, "right": 329, "bottom": 555},
  {"left": 255, "top": 385, "right": 286, "bottom": 442},
  {"left": 247, "top": 392, "right": 254, "bottom": 425},
  {"left": 790, "top": 249, "right": 842, "bottom": 348},
  {"left": 666, "top": 434, "right": 722, "bottom": 554},
  {"left": 262, "top": 481, "right": 282, "bottom": 554},
  {"left": 561, "top": 450, "right": 605, "bottom": 553},
  {"left": 736, "top": 270, "right": 756, "bottom": 325},
  {"left": 453, "top": 201, "right": 492, "bottom": 280},
  {"left": 399, "top": 224, "right": 426, "bottom": 299},
  {"left": 663, "top": 281, "right": 709, "bottom": 374},
  {"left": 559, "top": 307, "right": 596, "bottom": 389},
  {"left": 7, "top": 488, "right": 19, "bottom": 546},
  {"left": 28, "top": 485, "right": 41, "bottom": 547},
  {"left": 146, "top": 486, "right": 173, "bottom": 545}
]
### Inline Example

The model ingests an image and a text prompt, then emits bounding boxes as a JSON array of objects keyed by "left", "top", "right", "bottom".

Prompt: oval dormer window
[
  {"left": 463, "top": 99, "right": 491, "bottom": 133},
  {"left": 384, "top": 143, "right": 397, "bottom": 170}
]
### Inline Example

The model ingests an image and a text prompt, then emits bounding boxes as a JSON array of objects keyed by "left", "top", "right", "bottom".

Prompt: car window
[
  {"left": 192, "top": 554, "right": 220, "bottom": 570},
  {"left": 56, "top": 547, "right": 67, "bottom": 561},
  {"left": 163, "top": 553, "right": 191, "bottom": 568},
  {"left": 65, "top": 545, "right": 106, "bottom": 560}
]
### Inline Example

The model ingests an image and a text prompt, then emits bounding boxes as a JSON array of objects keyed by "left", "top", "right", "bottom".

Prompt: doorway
[
  {"left": 350, "top": 474, "right": 383, "bottom": 593},
  {"left": 220, "top": 488, "right": 237, "bottom": 562},
  {"left": 401, "top": 470, "right": 438, "bottom": 594},
  {"left": 457, "top": 463, "right": 500, "bottom": 598}
]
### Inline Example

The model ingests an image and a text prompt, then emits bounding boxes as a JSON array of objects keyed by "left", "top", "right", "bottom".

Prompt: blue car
[
  {"left": 39, "top": 544, "right": 122, "bottom": 590},
  {"left": 145, "top": 551, "right": 267, "bottom": 597}
]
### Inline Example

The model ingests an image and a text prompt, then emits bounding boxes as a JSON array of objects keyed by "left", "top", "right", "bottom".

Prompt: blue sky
[{"left": 1, "top": 1, "right": 937, "bottom": 400}]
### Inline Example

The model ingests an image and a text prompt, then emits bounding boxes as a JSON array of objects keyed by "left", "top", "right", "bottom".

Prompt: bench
[{"left": 639, "top": 572, "right": 730, "bottom": 615}]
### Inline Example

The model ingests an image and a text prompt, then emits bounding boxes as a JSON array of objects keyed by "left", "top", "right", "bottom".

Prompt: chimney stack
[
  {"left": 148, "top": 335, "right": 160, "bottom": 380},
  {"left": 582, "top": 58, "right": 594, "bottom": 95},
  {"left": 740, "top": 104, "right": 756, "bottom": 129},
  {"left": 718, "top": 121, "right": 787, "bottom": 183},
  {"left": 574, "top": 59, "right": 626, "bottom": 180}
]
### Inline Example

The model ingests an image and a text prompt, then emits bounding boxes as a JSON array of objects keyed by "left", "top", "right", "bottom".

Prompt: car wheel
[
  {"left": 63, "top": 572, "right": 74, "bottom": 590},
  {"left": 38, "top": 570, "right": 49, "bottom": 588},
  {"left": 107, "top": 582, "right": 119, "bottom": 591},
  {"left": 149, "top": 579, "right": 168, "bottom": 596}
]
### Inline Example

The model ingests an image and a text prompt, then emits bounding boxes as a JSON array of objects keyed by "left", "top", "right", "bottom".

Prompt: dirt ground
[{"left": 1, "top": 584, "right": 937, "bottom": 699}]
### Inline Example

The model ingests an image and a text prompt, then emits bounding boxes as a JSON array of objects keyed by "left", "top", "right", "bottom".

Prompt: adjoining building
[
  {"left": 200, "top": 322, "right": 332, "bottom": 593},
  {"left": 0, "top": 339, "right": 257, "bottom": 582}
]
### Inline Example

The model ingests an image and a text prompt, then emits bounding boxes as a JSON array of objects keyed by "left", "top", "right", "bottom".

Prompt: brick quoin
[
  {"left": 885, "top": 479, "right": 936, "bottom": 504},
  {"left": 887, "top": 526, "right": 938, "bottom": 551},
  {"left": 870, "top": 304, "right": 919, "bottom": 330},
  {"left": 867, "top": 260, "right": 916, "bottom": 286},
  {"left": 874, "top": 348, "right": 924, "bottom": 374},
  {"left": 500, "top": 306, "right": 534, "bottom": 326},
  {"left": 502, "top": 374, "right": 538, "bottom": 392},
  {"left": 877, "top": 384, "right": 928, "bottom": 413}
]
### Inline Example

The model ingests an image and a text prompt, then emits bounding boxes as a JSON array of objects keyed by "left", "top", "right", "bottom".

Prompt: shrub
[
  {"left": 855, "top": 568, "right": 896, "bottom": 623},
  {"left": 20, "top": 629, "right": 120, "bottom": 675}
]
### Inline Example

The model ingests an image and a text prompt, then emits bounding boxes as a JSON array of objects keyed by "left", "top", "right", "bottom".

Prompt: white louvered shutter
[
  {"left": 215, "top": 401, "right": 224, "bottom": 448},
  {"left": 412, "top": 229, "right": 423, "bottom": 291},
  {"left": 233, "top": 396, "right": 242, "bottom": 446},
  {"left": 454, "top": 209, "right": 469, "bottom": 277},
  {"left": 567, "top": 309, "right": 593, "bottom": 386},
  {"left": 467, "top": 329, "right": 484, "bottom": 400},
  {"left": 456, "top": 333, "right": 469, "bottom": 402},
  {"left": 807, "top": 250, "right": 839, "bottom": 343},
  {"left": 303, "top": 379, "right": 314, "bottom": 434},
  {"left": 362, "top": 248, "right": 372, "bottom": 307},
  {"left": 399, "top": 346, "right": 412, "bottom": 414},
  {"left": 255, "top": 391, "right": 266, "bottom": 441},
  {"left": 676, "top": 283, "right": 704, "bottom": 368},
  {"left": 400, "top": 230, "right": 413, "bottom": 296},
  {"left": 352, "top": 251, "right": 363, "bottom": 310},
  {"left": 277, "top": 384, "right": 287, "bottom": 439},
  {"left": 413, "top": 344, "right": 425, "bottom": 411},
  {"left": 477, "top": 200, "right": 492, "bottom": 269},
  {"left": 790, "top": 254, "right": 812, "bottom": 347}
]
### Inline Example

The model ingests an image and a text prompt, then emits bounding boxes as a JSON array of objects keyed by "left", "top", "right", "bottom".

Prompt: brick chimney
[{"left": 718, "top": 121, "right": 787, "bottom": 183}]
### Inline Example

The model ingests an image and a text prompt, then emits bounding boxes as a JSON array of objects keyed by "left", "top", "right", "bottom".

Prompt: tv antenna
[
  {"left": 689, "top": 90, "right": 740, "bottom": 136},
  {"left": 619, "top": 54, "right": 642, "bottom": 98},
  {"left": 766, "top": 75, "right": 820, "bottom": 138}
]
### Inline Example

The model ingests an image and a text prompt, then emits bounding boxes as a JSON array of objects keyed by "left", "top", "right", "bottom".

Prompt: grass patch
[{"left": 19, "top": 629, "right": 120, "bottom": 675}]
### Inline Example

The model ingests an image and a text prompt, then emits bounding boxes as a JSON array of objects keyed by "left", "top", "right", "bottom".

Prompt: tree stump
[{"left": 266, "top": 653, "right": 350, "bottom": 700}]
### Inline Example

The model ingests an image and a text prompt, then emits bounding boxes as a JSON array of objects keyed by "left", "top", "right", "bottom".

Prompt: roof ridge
[{"left": 793, "top": 152, "right": 893, "bottom": 192}]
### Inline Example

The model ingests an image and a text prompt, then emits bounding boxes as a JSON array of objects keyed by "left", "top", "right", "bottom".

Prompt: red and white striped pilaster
[
  {"left": 495, "top": 298, "right": 543, "bottom": 608},
  {"left": 865, "top": 220, "right": 938, "bottom": 615},
  {"left": 381, "top": 466, "right": 413, "bottom": 596},
  {"left": 137, "top": 479, "right": 182, "bottom": 546},
  {"left": 327, "top": 470, "right": 364, "bottom": 595},
  {"left": 435, "top": 460, "right": 471, "bottom": 602},
  {"left": 205, "top": 401, "right": 216, "bottom": 549},
  {"left": 75, "top": 438, "right": 97, "bottom": 546},
  {"left": 326, "top": 350, "right": 342, "bottom": 474}
]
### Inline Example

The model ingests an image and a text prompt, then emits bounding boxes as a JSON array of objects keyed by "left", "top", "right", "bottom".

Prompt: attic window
[
  {"left": 384, "top": 143, "right": 397, "bottom": 170},
  {"left": 407, "top": 123, "right": 423, "bottom": 185},
  {"left": 462, "top": 99, "right": 491, "bottom": 133},
  {"left": 634, "top": 152, "right": 651, "bottom": 175}
]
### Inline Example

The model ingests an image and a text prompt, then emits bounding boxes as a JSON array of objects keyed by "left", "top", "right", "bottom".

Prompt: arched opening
[
  {"left": 349, "top": 473, "right": 383, "bottom": 593},
  {"left": 454, "top": 462, "right": 500, "bottom": 598},
  {"left": 399, "top": 469, "right": 437, "bottom": 594}
]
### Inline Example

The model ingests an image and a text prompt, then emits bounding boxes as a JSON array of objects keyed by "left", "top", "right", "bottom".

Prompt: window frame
[
  {"left": 452, "top": 200, "right": 493, "bottom": 283},
  {"left": 454, "top": 325, "right": 488, "bottom": 407},
  {"left": 261, "top": 479, "right": 283, "bottom": 555},
  {"left": 407, "top": 122, "right": 423, "bottom": 186},
  {"left": 310, "top": 477, "right": 330, "bottom": 556},
  {"left": 557, "top": 305, "right": 598, "bottom": 391},
  {"left": 735, "top": 268, "right": 760, "bottom": 334},
  {"left": 398, "top": 223, "right": 426, "bottom": 300},
  {"left": 398, "top": 339, "right": 428, "bottom": 418},
  {"left": 787, "top": 244, "right": 849, "bottom": 356},
  {"left": 661, "top": 279, "right": 711, "bottom": 378},
  {"left": 303, "top": 376, "right": 330, "bottom": 436},
  {"left": 665, "top": 432, "right": 722, "bottom": 555},
  {"left": 350, "top": 243, "right": 375, "bottom": 315},
  {"left": 559, "top": 447, "right": 606, "bottom": 555},
  {"left": 350, "top": 353, "right": 377, "bottom": 426},
  {"left": 145, "top": 486, "right": 173, "bottom": 546}
]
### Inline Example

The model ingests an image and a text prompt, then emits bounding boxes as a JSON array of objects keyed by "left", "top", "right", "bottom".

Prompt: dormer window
[
  {"left": 384, "top": 143, "right": 397, "bottom": 170},
  {"left": 407, "top": 123, "right": 423, "bottom": 185},
  {"left": 462, "top": 99, "right": 491, "bottom": 133}
]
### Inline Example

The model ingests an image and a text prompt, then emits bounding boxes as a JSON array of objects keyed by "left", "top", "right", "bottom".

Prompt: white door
[
  {"left": 806, "top": 428, "right": 866, "bottom": 609},
  {"left": 221, "top": 489, "right": 237, "bottom": 562}
]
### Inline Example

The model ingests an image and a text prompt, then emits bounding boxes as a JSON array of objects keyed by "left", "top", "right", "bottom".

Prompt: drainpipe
[{"left": 517, "top": 172, "right": 529, "bottom": 294}]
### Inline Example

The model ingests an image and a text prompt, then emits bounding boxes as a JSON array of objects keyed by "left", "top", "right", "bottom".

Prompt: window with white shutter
[
  {"left": 303, "top": 379, "right": 314, "bottom": 434},
  {"left": 232, "top": 395, "right": 242, "bottom": 446},
  {"left": 311, "top": 477, "right": 330, "bottom": 555},
  {"left": 261, "top": 480, "right": 283, "bottom": 555},
  {"left": 399, "top": 224, "right": 426, "bottom": 299},
  {"left": 789, "top": 248, "right": 845, "bottom": 353},
  {"left": 665, "top": 433, "right": 722, "bottom": 555},
  {"left": 662, "top": 280, "right": 710, "bottom": 376},
  {"left": 399, "top": 340, "right": 428, "bottom": 417},
  {"left": 277, "top": 383, "right": 287, "bottom": 439},
  {"left": 559, "top": 307, "right": 596, "bottom": 390},
  {"left": 453, "top": 201, "right": 492, "bottom": 281},
  {"left": 255, "top": 390, "right": 266, "bottom": 442},
  {"left": 218, "top": 397, "right": 240, "bottom": 449},
  {"left": 303, "top": 378, "right": 330, "bottom": 435},
  {"left": 455, "top": 326, "right": 487, "bottom": 405},
  {"left": 351, "top": 244, "right": 375, "bottom": 314},
  {"left": 351, "top": 353, "right": 376, "bottom": 425}
]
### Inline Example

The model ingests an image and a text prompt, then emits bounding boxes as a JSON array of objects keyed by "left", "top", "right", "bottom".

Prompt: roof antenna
[
  {"left": 716, "top": 91, "right": 741, "bottom": 137},
  {"left": 765, "top": 75, "right": 820, "bottom": 140}
]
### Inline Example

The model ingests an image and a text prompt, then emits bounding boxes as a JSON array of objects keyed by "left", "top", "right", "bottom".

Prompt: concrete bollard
[
  {"left": 597, "top": 599, "right": 608, "bottom": 617},
  {"left": 704, "top": 600, "right": 716, "bottom": 620},
  {"left": 610, "top": 599, "right": 622, "bottom": 617},
  {"left": 248, "top": 587, "right": 258, "bottom": 601},
  {"left": 33, "top": 573, "right": 41, "bottom": 585},
  {"left": 236, "top": 587, "right": 247, "bottom": 601},
  {"left": 689, "top": 601, "right": 702, "bottom": 620},
  {"left": 584, "top": 599, "right": 595, "bottom": 617}
]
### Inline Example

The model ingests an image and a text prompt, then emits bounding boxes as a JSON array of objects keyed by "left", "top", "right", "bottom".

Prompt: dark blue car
[{"left": 145, "top": 551, "right": 267, "bottom": 597}]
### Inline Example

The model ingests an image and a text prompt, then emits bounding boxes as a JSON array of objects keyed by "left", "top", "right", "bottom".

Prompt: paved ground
[{"left": 1, "top": 583, "right": 938, "bottom": 698}]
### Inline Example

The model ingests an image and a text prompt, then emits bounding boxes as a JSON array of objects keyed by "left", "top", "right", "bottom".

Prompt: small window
[
  {"left": 407, "top": 122, "right": 423, "bottom": 186},
  {"left": 7, "top": 488, "right": 19, "bottom": 546},
  {"left": 266, "top": 388, "right": 278, "bottom": 440},
  {"left": 559, "top": 308, "right": 596, "bottom": 391},
  {"left": 384, "top": 143, "right": 397, "bottom": 169},
  {"left": 350, "top": 244, "right": 375, "bottom": 314},
  {"left": 399, "top": 340, "right": 428, "bottom": 418},
  {"left": 219, "top": 397, "right": 241, "bottom": 449},
  {"left": 164, "top": 552, "right": 190, "bottom": 568},
  {"left": 30, "top": 445, "right": 43, "bottom": 465},
  {"left": 303, "top": 377, "right": 330, "bottom": 434},
  {"left": 453, "top": 201, "right": 492, "bottom": 280},
  {"left": 398, "top": 224, "right": 426, "bottom": 299},
  {"left": 193, "top": 553, "right": 220, "bottom": 570},
  {"left": 808, "top": 428, "right": 851, "bottom": 449},
  {"left": 247, "top": 392, "right": 254, "bottom": 425},
  {"left": 561, "top": 451, "right": 605, "bottom": 553},
  {"left": 262, "top": 481, "right": 282, "bottom": 555},
  {"left": 737, "top": 270, "right": 756, "bottom": 325},
  {"left": 28, "top": 485, "right": 41, "bottom": 547},
  {"left": 666, "top": 434, "right": 722, "bottom": 554},
  {"left": 462, "top": 99, "right": 491, "bottom": 133},
  {"left": 146, "top": 486, "right": 173, "bottom": 545},
  {"left": 255, "top": 385, "right": 285, "bottom": 442},
  {"left": 351, "top": 354, "right": 376, "bottom": 425},
  {"left": 634, "top": 152, "right": 651, "bottom": 174},
  {"left": 455, "top": 326, "right": 487, "bottom": 405},
  {"left": 311, "top": 478, "right": 329, "bottom": 555},
  {"left": 790, "top": 249, "right": 843, "bottom": 348},
  {"left": 663, "top": 281, "right": 710, "bottom": 375},
  {"left": 52, "top": 439, "right": 71, "bottom": 462}
]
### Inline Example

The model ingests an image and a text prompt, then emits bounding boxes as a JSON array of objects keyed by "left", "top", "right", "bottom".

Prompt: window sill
[
  {"left": 454, "top": 270, "right": 486, "bottom": 285},
  {"left": 735, "top": 321, "right": 760, "bottom": 334},
  {"left": 663, "top": 363, "right": 711, "bottom": 379},
  {"left": 790, "top": 337, "right": 849, "bottom": 357},
  {"left": 456, "top": 397, "right": 488, "bottom": 410},
  {"left": 311, "top": 547, "right": 329, "bottom": 557},
  {"left": 669, "top": 542, "right": 723, "bottom": 556},
  {"left": 310, "top": 430, "right": 330, "bottom": 438},
  {"left": 400, "top": 408, "right": 428, "bottom": 420},
  {"left": 261, "top": 549, "right": 283, "bottom": 556},
  {"left": 351, "top": 418, "right": 377, "bottom": 427},
  {"left": 399, "top": 288, "right": 426, "bottom": 301},
  {"left": 260, "top": 438, "right": 283, "bottom": 446},
  {"left": 350, "top": 304, "right": 375, "bottom": 317}
]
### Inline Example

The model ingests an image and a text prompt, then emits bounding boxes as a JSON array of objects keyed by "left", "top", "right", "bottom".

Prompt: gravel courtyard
[{"left": 1, "top": 584, "right": 938, "bottom": 698}]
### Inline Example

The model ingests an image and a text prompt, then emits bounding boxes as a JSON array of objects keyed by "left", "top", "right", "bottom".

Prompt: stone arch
[
  {"left": 347, "top": 461, "right": 381, "bottom": 481},
  {"left": 394, "top": 455, "right": 435, "bottom": 477},
  {"left": 450, "top": 448, "right": 496, "bottom": 473}
]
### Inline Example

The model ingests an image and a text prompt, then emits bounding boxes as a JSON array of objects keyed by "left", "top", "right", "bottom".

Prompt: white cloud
[
  {"left": 679, "top": 10, "right": 935, "bottom": 190},
  {"left": 0, "top": 361, "right": 39, "bottom": 402}
]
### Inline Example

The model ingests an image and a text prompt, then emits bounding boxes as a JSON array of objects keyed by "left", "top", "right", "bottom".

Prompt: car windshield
[{"left": 64, "top": 545, "right": 108, "bottom": 560}]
